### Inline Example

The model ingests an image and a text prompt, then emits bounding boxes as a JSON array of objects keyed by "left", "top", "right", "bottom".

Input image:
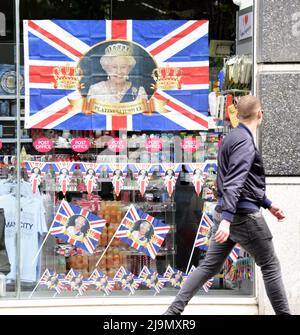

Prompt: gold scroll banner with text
[{"left": 68, "top": 97, "right": 167, "bottom": 116}]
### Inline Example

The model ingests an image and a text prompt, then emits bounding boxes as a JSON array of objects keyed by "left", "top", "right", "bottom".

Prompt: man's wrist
[
  {"left": 221, "top": 210, "right": 234, "bottom": 223},
  {"left": 262, "top": 197, "right": 273, "bottom": 209}
]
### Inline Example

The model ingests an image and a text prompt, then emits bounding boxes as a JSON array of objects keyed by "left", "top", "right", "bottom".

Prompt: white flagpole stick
[
  {"left": 52, "top": 292, "right": 58, "bottom": 298},
  {"left": 95, "top": 225, "right": 120, "bottom": 267},
  {"left": 31, "top": 200, "right": 64, "bottom": 266},
  {"left": 185, "top": 212, "right": 204, "bottom": 274},
  {"left": 31, "top": 229, "right": 51, "bottom": 265},
  {"left": 28, "top": 269, "right": 48, "bottom": 299}
]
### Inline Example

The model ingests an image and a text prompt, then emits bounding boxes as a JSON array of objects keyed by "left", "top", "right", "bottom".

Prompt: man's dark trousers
[{"left": 166, "top": 209, "right": 291, "bottom": 315}]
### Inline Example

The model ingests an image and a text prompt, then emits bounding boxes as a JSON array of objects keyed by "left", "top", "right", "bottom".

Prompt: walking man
[{"left": 164, "top": 95, "right": 291, "bottom": 315}]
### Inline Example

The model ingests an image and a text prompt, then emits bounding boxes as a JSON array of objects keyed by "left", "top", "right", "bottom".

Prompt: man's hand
[
  {"left": 269, "top": 205, "right": 286, "bottom": 222},
  {"left": 215, "top": 219, "right": 231, "bottom": 244}
]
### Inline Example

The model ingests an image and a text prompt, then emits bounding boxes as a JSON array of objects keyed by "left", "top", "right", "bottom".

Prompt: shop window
[{"left": 0, "top": 0, "right": 255, "bottom": 300}]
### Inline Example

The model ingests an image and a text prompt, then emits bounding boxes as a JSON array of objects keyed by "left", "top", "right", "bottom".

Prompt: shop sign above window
[
  {"left": 144, "top": 138, "right": 162, "bottom": 153},
  {"left": 107, "top": 138, "right": 126, "bottom": 153},
  {"left": 70, "top": 138, "right": 91, "bottom": 153},
  {"left": 239, "top": 11, "right": 253, "bottom": 41},
  {"left": 33, "top": 137, "right": 54, "bottom": 153},
  {"left": 180, "top": 138, "right": 201, "bottom": 153}
]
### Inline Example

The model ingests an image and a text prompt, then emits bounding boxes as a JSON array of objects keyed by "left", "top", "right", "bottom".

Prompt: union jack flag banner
[
  {"left": 203, "top": 161, "right": 218, "bottom": 174},
  {"left": 52, "top": 162, "right": 76, "bottom": 194},
  {"left": 185, "top": 163, "right": 207, "bottom": 196},
  {"left": 138, "top": 266, "right": 166, "bottom": 294},
  {"left": 129, "top": 163, "right": 155, "bottom": 197},
  {"left": 64, "top": 269, "right": 89, "bottom": 295},
  {"left": 49, "top": 200, "right": 106, "bottom": 254},
  {"left": 88, "top": 269, "right": 115, "bottom": 296},
  {"left": 115, "top": 205, "right": 170, "bottom": 259},
  {"left": 113, "top": 266, "right": 141, "bottom": 294},
  {"left": 38, "top": 269, "right": 65, "bottom": 294},
  {"left": 228, "top": 244, "right": 241, "bottom": 263},
  {"left": 202, "top": 277, "right": 214, "bottom": 292},
  {"left": 188, "top": 265, "right": 214, "bottom": 292},
  {"left": 80, "top": 162, "right": 101, "bottom": 194},
  {"left": 163, "top": 266, "right": 188, "bottom": 289},
  {"left": 107, "top": 163, "right": 128, "bottom": 197},
  {"left": 194, "top": 212, "right": 214, "bottom": 251},
  {"left": 23, "top": 20, "right": 209, "bottom": 131},
  {"left": 188, "top": 265, "right": 196, "bottom": 275},
  {"left": 25, "top": 161, "right": 49, "bottom": 193},
  {"left": 160, "top": 163, "right": 182, "bottom": 197}
]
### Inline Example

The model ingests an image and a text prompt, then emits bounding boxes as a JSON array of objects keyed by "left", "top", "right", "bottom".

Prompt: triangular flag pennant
[
  {"left": 49, "top": 200, "right": 106, "bottom": 254},
  {"left": 130, "top": 163, "right": 154, "bottom": 197},
  {"left": 185, "top": 163, "right": 206, "bottom": 196},
  {"left": 160, "top": 163, "right": 182, "bottom": 197},
  {"left": 52, "top": 162, "right": 75, "bottom": 195},
  {"left": 80, "top": 162, "right": 101, "bottom": 194},
  {"left": 107, "top": 164, "right": 128, "bottom": 197},
  {"left": 116, "top": 205, "right": 170, "bottom": 259},
  {"left": 25, "top": 161, "right": 49, "bottom": 193}
]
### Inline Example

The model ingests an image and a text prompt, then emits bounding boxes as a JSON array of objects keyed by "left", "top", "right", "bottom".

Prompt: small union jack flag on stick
[
  {"left": 115, "top": 205, "right": 170, "bottom": 259},
  {"left": 88, "top": 269, "right": 115, "bottom": 296},
  {"left": 29, "top": 269, "right": 65, "bottom": 298},
  {"left": 49, "top": 200, "right": 106, "bottom": 254},
  {"left": 164, "top": 266, "right": 188, "bottom": 289},
  {"left": 113, "top": 266, "right": 141, "bottom": 295},
  {"left": 138, "top": 266, "right": 166, "bottom": 294},
  {"left": 185, "top": 212, "right": 214, "bottom": 273},
  {"left": 194, "top": 212, "right": 214, "bottom": 251},
  {"left": 64, "top": 269, "right": 90, "bottom": 296},
  {"left": 228, "top": 244, "right": 241, "bottom": 263}
]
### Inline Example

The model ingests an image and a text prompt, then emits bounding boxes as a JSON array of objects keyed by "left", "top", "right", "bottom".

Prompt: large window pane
[{"left": 0, "top": 0, "right": 256, "bottom": 300}]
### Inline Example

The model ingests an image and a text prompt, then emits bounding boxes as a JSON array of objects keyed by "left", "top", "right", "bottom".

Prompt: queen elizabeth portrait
[{"left": 87, "top": 43, "right": 148, "bottom": 104}]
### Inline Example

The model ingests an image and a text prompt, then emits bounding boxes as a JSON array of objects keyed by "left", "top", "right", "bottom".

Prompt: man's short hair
[{"left": 237, "top": 95, "right": 261, "bottom": 121}]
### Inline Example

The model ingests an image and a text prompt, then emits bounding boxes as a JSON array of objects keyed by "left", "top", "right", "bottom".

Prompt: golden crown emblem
[
  {"left": 52, "top": 64, "right": 83, "bottom": 90},
  {"left": 61, "top": 217, "right": 68, "bottom": 226},
  {"left": 151, "top": 65, "right": 183, "bottom": 90},
  {"left": 105, "top": 43, "right": 133, "bottom": 57},
  {"left": 150, "top": 235, "right": 161, "bottom": 245}
]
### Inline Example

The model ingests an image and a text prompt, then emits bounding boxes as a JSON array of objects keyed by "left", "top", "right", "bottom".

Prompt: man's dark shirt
[{"left": 217, "top": 123, "right": 272, "bottom": 222}]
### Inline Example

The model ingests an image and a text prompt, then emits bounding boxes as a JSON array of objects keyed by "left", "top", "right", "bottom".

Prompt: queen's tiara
[{"left": 104, "top": 43, "right": 133, "bottom": 57}]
